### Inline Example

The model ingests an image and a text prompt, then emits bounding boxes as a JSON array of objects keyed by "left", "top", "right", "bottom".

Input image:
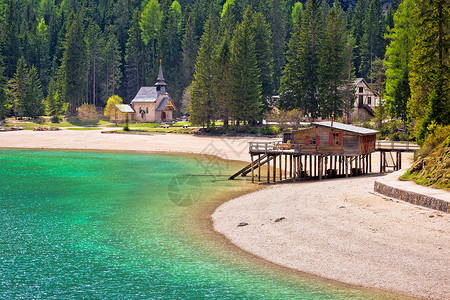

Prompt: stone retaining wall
[{"left": 374, "top": 181, "right": 450, "bottom": 213}]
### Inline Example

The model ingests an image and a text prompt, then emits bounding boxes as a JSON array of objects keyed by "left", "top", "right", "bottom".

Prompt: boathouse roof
[{"left": 311, "top": 121, "right": 379, "bottom": 135}]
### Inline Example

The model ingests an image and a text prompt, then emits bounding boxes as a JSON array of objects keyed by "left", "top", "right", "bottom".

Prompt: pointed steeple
[{"left": 155, "top": 60, "right": 167, "bottom": 94}]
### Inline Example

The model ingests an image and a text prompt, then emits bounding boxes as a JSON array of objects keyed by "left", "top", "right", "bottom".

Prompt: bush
[
  {"left": 51, "top": 115, "right": 61, "bottom": 123},
  {"left": 389, "top": 131, "right": 409, "bottom": 141},
  {"left": 259, "top": 125, "right": 279, "bottom": 136},
  {"left": 77, "top": 103, "right": 99, "bottom": 126}
]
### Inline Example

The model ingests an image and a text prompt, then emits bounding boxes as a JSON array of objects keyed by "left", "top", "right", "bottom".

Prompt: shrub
[
  {"left": 77, "top": 103, "right": 99, "bottom": 126},
  {"left": 50, "top": 115, "right": 61, "bottom": 123},
  {"left": 259, "top": 125, "right": 279, "bottom": 136}
]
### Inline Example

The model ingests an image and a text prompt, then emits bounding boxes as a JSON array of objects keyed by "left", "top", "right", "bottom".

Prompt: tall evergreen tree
[
  {"left": 230, "top": 8, "right": 262, "bottom": 125},
  {"left": 58, "top": 13, "right": 86, "bottom": 112},
  {"left": 0, "top": 65, "right": 8, "bottom": 120},
  {"left": 24, "top": 66, "right": 44, "bottom": 118},
  {"left": 349, "top": 0, "right": 368, "bottom": 78},
  {"left": 269, "top": 0, "right": 286, "bottom": 93},
  {"left": 102, "top": 33, "right": 122, "bottom": 100},
  {"left": 359, "top": 0, "right": 384, "bottom": 79},
  {"left": 384, "top": 0, "right": 418, "bottom": 124},
  {"left": 319, "top": 0, "right": 347, "bottom": 119},
  {"left": 85, "top": 21, "right": 103, "bottom": 106},
  {"left": 0, "top": 0, "right": 19, "bottom": 78},
  {"left": 140, "top": 0, "right": 162, "bottom": 70},
  {"left": 251, "top": 11, "right": 273, "bottom": 113},
  {"left": 281, "top": 0, "right": 323, "bottom": 118},
  {"left": 215, "top": 35, "right": 233, "bottom": 128},
  {"left": 409, "top": 0, "right": 449, "bottom": 142},
  {"left": 159, "top": 0, "right": 183, "bottom": 105},
  {"left": 125, "top": 9, "right": 147, "bottom": 100},
  {"left": 7, "top": 57, "right": 29, "bottom": 118},
  {"left": 189, "top": 7, "right": 220, "bottom": 127}
]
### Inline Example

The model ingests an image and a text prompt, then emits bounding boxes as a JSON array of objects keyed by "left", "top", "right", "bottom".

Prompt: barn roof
[
  {"left": 115, "top": 104, "right": 135, "bottom": 113},
  {"left": 131, "top": 87, "right": 158, "bottom": 103},
  {"left": 312, "top": 121, "right": 379, "bottom": 135}
]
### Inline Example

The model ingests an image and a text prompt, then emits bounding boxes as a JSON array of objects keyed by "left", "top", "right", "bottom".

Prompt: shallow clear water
[{"left": 0, "top": 150, "right": 390, "bottom": 299}]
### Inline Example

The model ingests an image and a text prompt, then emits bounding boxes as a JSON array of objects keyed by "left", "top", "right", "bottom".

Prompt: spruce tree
[
  {"left": 384, "top": 0, "right": 418, "bottom": 125},
  {"left": 24, "top": 66, "right": 44, "bottom": 119},
  {"left": 102, "top": 33, "right": 122, "bottom": 100},
  {"left": 410, "top": 0, "right": 449, "bottom": 142},
  {"left": 189, "top": 8, "right": 219, "bottom": 127},
  {"left": 230, "top": 8, "right": 262, "bottom": 125},
  {"left": 251, "top": 11, "right": 274, "bottom": 113},
  {"left": 359, "top": 0, "right": 384, "bottom": 79},
  {"left": 85, "top": 21, "right": 103, "bottom": 106},
  {"left": 58, "top": 13, "right": 86, "bottom": 113},
  {"left": 159, "top": 0, "right": 183, "bottom": 105},
  {"left": 319, "top": 0, "right": 346, "bottom": 119},
  {"left": 0, "top": 0, "right": 19, "bottom": 78},
  {"left": 281, "top": 0, "right": 323, "bottom": 118},
  {"left": 140, "top": 0, "right": 161, "bottom": 69},
  {"left": 215, "top": 36, "right": 233, "bottom": 128},
  {"left": 269, "top": 0, "right": 286, "bottom": 93},
  {"left": 7, "top": 57, "right": 29, "bottom": 118},
  {"left": 349, "top": 0, "right": 368, "bottom": 78},
  {"left": 125, "top": 9, "right": 147, "bottom": 100}
]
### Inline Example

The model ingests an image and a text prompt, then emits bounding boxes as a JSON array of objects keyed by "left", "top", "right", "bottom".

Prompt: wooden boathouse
[{"left": 230, "top": 121, "right": 380, "bottom": 183}]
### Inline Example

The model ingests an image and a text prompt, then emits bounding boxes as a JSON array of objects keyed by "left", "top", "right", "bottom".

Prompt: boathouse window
[
  {"left": 146, "top": 107, "right": 149, "bottom": 113},
  {"left": 368, "top": 97, "right": 371, "bottom": 105},
  {"left": 359, "top": 87, "right": 363, "bottom": 93}
]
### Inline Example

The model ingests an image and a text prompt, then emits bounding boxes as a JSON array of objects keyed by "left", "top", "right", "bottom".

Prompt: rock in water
[
  {"left": 274, "top": 217, "right": 285, "bottom": 223},
  {"left": 237, "top": 222, "right": 248, "bottom": 227}
]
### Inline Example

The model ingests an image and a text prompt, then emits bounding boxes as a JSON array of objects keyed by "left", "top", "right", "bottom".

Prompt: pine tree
[
  {"left": 85, "top": 21, "right": 103, "bottom": 106},
  {"left": 0, "top": 65, "right": 7, "bottom": 120},
  {"left": 281, "top": 0, "right": 323, "bottom": 118},
  {"left": 102, "top": 33, "right": 122, "bottom": 101},
  {"left": 35, "top": 18, "right": 51, "bottom": 95},
  {"left": 409, "top": 0, "right": 449, "bottom": 142},
  {"left": 359, "top": 0, "right": 384, "bottom": 79},
  {"left": 319, "top": 0, "right": 347, "bottom": 119},
  {"left": 0, "top": 0, "right": 19, "bottom": 78},
  {"left": 159, "top": 0, "right": 183, "bottom": 105},
  {"left": 215, "top": 36, "right": 233, "bottom": 128},
  {"left": 189, "top": 7, "right": 219, "bottom": 127},
  {"left": 349, "top": 0, "right": 368, "bottom": 78},
  {"left": 58, "top": 13, "right": 86, "bottom": 113},
  {"left": 140, "top": 0, "right": 162, "bottom": 69},
  {"left": 24, "top": 66, "right": 44, "bottom": 119},
  {"left": 7, "top": 57, "right": 29, "bottom": 118},
  {"left": 251, "top": 11, "right": 273, "bottom": 113},
  {"left": 230, "top": 8, "right": 262, "bottom": 125},
  {"left": 125, "top": 9, "right": 147, "bottom": 100},
  {"left": 269, "top": 0, "right": 286, "bottom": 93},
  {"left": 384, "top": 0, "right": 418, "bottom": 124}
]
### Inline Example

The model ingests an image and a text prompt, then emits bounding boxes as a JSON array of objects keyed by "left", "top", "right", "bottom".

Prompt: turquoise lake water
[{"left": 0, "top": 149, "right": 394, "bottom": 299}]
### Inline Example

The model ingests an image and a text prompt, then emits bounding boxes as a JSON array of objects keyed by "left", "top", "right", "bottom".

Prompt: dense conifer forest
[{"left": 0, "top": 0, "right": 448, "bottom": 142}]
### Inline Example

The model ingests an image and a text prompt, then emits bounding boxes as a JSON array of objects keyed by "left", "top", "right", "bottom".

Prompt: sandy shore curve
[{"left": 213, "top": 176, "right": 450, "bottom": 299}]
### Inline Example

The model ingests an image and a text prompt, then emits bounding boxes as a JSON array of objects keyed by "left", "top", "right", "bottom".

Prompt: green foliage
[
  {"left": 124, "top": 113, "right": 130, "bottom": 131},
  {"left": 401, "top": 125, "right": 450, "bottom": 190},
  {"left": 410, "top": 0, "right": 449, "bottom": 144},
  {"left": 104, "top": 95, "right": 123, "bottom": 122},
  {"left": 140, "top": 0, "right": 161, "bottom": 68},
  {"left": 384, "top": 0, "right": 417, "bottom": 124},
  {"left": 259, "top": 125, "right": 279, "bottom": 136},
  {"left": 291, "top": 2, "right": 303, "bottom": 25},
  {"left": 189, "top": 8, "right": 219, "bottom": 127},
  {"left": 77, "top": 103, "right": 99, "bottom": 125},
  {"left": 230, "top": 8, "right": 262, "bottom": 125}
]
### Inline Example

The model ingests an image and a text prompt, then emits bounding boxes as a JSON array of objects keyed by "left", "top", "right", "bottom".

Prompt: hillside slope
[{"left": 400, "top": 126, "right": 450, "bottom": 191}]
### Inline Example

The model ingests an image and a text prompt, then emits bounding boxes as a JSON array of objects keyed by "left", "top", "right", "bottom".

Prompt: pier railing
[
  {"left": 375, "top": 141, "right": 419, "bottom": 151},
  {"left": 249, "top": 141, "right": 308, "bottom": 153}
]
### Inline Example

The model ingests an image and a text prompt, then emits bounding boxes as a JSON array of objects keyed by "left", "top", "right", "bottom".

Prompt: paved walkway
[{"left": 375, "top": 168, "right": 450, "bottom": 213}]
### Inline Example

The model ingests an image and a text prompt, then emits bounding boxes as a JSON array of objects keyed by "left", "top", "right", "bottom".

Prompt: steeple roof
[{"left": 155, "top": 60, "right": 166, "bottom": 86}]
